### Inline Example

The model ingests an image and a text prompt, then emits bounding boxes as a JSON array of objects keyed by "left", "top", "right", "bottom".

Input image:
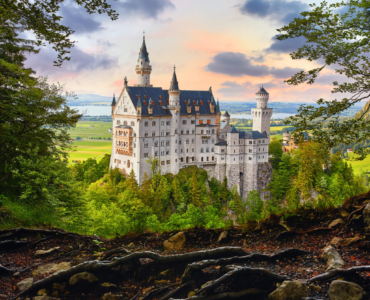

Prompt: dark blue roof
[
  {"left": 228, "top": 126, "right": 238, "bottom": 133},
  {"left": 256, "top": 87, "right": 268, "bottom": 94},
  {"left": 111, "top": 94, "right": 116, "bottom": 106},
  {"left": 223, "top": 111, "right": 230, "bottom": 117},
  {"left": 169, "top": 67, "right": 179, "bottom": 90},
  {"left": 138, "top": 37, "right": 150, "bottom": 62},
  {"left": 215, "top": 140, "right": 227, "bottom": 146},
  {"left": 239, "top": 131, "right": 267, "bottom": 139}
]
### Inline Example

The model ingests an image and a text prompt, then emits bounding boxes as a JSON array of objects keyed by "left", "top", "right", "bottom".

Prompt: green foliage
[
  {"left": 269, "top": 138, "right": 284, "bottom": 169},
  {"left": 245, "top": 191, "right": 264, "bottom": 221},
  {"left": 277, "top": 0, "right": 370, "bottom": 154}
]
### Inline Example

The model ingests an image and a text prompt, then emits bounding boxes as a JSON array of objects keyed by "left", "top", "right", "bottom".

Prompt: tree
[
  {"left": 269, "top": 138, "right": 283, "bottom": 169},
  {"left": 277, "top": 0, "right": 370, "bottom": 157},
  {"left": 189, "top": 173, "right": 202, "bottom": 208},
  {"left": 245, "top": 190, "right": 263, "bottom": 221}
]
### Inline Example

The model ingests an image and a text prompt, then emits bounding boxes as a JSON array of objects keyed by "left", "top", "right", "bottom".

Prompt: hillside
[{"left": 2, "top": 192, "right": 370, "bottom": 300}]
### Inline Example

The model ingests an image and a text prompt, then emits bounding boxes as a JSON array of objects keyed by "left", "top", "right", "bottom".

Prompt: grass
[
  {"left": 68, "top": 121, "right": 112, "bottom": 139},
  {"left": 345, "top": 152, "right": 370, "bottom": 176},
  {"left": 67, "top": 140, "right": 112, "bottom": 162}
]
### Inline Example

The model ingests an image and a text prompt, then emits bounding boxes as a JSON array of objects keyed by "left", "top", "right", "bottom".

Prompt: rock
[
  {"left": 17, "top": 278, "right": 33, "bottom": 291},
  {"left": 217, "top": 231, "right": 228, "bottom": 243},
  {"left": 32, "top": 262, "right": 71, "bottom": 277},
  {"left": 69, "top": 272, "right": 99, "bottom": 285},
  {"left": 328, "top": 280, "right": 366, "bottom": 300},
  {"left": 101, "top": 292, "right": 121, "bottom": 300},
  {"left": 329, "top": 219, "right": 343, "bottom": 228},
  {"left": 64, "top": 245, "right": 73, "bottom": 252},
  {"left": 268, "top": 280, "right": 309, "bottom": 300},
  {"left": 309, "top": 284, "right": 322, "bottom": 292},
  {"left": 33, "top": 297, "right": 61, "bottom": 300},
  {"left": 37, "top": 289, "right": 48, "bottom": 296},
  {"left": 330, "top": 237, "right": 343, "bottom": 247},
  {"left": 35, "top": 247, "right": 60, "bottom": 256},
  {"left": 153, "top": 279, "right": 167, "bottom": 285},
  {"left": 163, "top": 232, "right": 186, "bottom": 251},
  {"left": 101, "top": 283, "right": 117, "bottom": 288},
  {"left": 322, "top": 245, "right": 345, "bottom": 271}
]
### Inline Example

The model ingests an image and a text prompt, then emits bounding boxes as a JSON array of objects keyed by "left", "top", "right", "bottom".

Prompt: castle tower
[
  {"left": 135, "top": 34, "right": 152, "bottom": 87},
  {"left": 167, "top": 66, "right": 181, "bottom": 174},
  {"left": 252, "top": 87, "right": 272, "bottom": 138},
  {"left": 222, "top": 111, "right": 230, "bottom": 124},
  {"left": 111, "top": 93, "right": 116, "bottom": 115},
  {"left": 226, "top": 126, "right": 240, "bottom": 192},
  {"left": 283, "top": 131, "right": 291, "bottom": 143}
]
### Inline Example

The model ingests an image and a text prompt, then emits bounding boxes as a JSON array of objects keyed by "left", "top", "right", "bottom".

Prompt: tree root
[
  {"left": 0, "top": 264, "right": 15, "bottom": 277},
  {"left": 102, "top": 247, "right": 132, "bottom": 259},
  {"left": 181, "top": 248, "right": 309, "bottom": 282},
  {"left": 160, "top": 281, "right": 195, "bottom": 300},
  {"left": 142, "top": 283, "right": 178, "bottom": 300},
  {"left": 0, "top": 228, "right": 90, "bottom": 241},
  {"left": 0, "top": 240, "right": 30, "bottom": 247},
  {"left": 308, "top": 265, "right": 370, "bottom": 283},
  {"left": 14, "top": 247, "right": 249, "bottom": 299},
  {"left": 172, "top": 287, "right": 264, "bottom": 300},
  {"left": 197, "top": 266, "right": 287, "bottom": 296}
]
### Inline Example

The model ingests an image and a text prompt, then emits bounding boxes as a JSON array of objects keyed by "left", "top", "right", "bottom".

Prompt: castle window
[
  {"left": 259, "top": 140, "right": 261, "bottom": 143},
  {"left": 201, "top": 148, "right": 204, "bottom": 153},
  {"left": 254, "top": 141, "right": 256, "bottom": 144},
  {"left": 166, "top": 131, "right": 170, "bottom": 136},
  {"left": 161, "top": 121, "right": 165, "bottom": 126},
  {"left": 161, "top": 131, "right": 164, "bottom": 136},
  {"left": 161, "top": 141, "right": 164, "bottom": 146},
  {"left": 221, "top": 149, "right": 225, "bottom": 153},
  {"left": 201, "top": 130, "right": 204, "bottom": 134},
  {"left": 166, "top": 151, "right": 170, "bottom": 155},
  {"left": 145, "top": 132, "right": 148, "bottom": 137},
  {"left": 127, "top": 160, "right": 130, "bottom": 168},
  {"left": 212, "top": 156, "right": 214, "bottom": 161},
  {"left": 234, "top": 158, "right": 235, "bottom": 161},
  {"left": 192, "top": 157, "right": 195, "bottom": 161},
  {"left": 181, "top": 130, "right": 184, "bottom": 134},
  {"left": 186, "top": 149, "right": 188, "bottom": 153},
  {"left": 186, "top": 139, "right": 189, "bottom": 144},
  {"left": 167, "top": 160, "right": 170, "bottom": 164},
  {"left": 206, "top": 148, "right": 209, "bottom": 153},
  {"left": 212, "top": 139, "right": 214, "bottom": 144},
  {"left": 249, "top": 141, "right": 252, "bottom": 144},
  {"left": 144, "top": 121, "right": 148, "bottom": 127},
  {"left": 175, "top": 149, "right": 177, "bottom": 153},
  {"left": 201, "top": 157, "right": 203, "bottom": 162},
  {"left": 207, "top": 157, "right": 209, "bottom": 161},
  {"left": 186, "top": 130, "right": 189, "bottom": 134},
  {"left": 249, "top": 157, "right": 252, "bottom": 160},
  {"left": 180, "top": 157, "right": 184, "bottom": 162},
  {"left": 263, "top": 140, "right": 265, "bottom": 143},
  {"left": 192, "top": 148, "right": 194, "bottom": 152},
  {"left": 181, "top": 149, "right": 183, "bottom": 153},
  {"left": 166, "top": 121, "right": 171, "bottom": 125},
  {"left": 263, "top": 148, "right": 264, "bottom": 151},
  {"left": 207, "top": 120, "right": 211, "bottom": 124},
  {"left": 124, "top": 108, "right": 127, "bottom": 112},
  {"left": 192, "top": 139, "right": 195, "bottom": 144},
  {"left": 161, "top": 151, "right": 164, "bottom": 156},
  {"left": 117, "top": 120, "right": 121, "bottom": 125},
  {"left": 199, "top": 120, "right": 203, "bottom": 124},
  {"left": 131, "top": 121, "right": 135, "bottom": 126},
  {"left": 152, "top": 121, "right": 156, "bottom": 126},
  {"left": 144, "top": 143, "right": 148, "bottom": 148},
  {"left": 234, "top": 150, "right": 235, "bottom": 153},
  {"left": 124, "top": 121, "right": 127, "bottom": 125},
  {"left": 182, "top": 120, "right": 187, "bottom": 125},
  {"left": 259, "top": 148, "right": 260, "bottom": 151},
  {"left": 211, "top": 148, "right": 214, "bottom": 152},
  {"left": 155, "top": 151, "right": 158, "bottom": 157},
  {"left": 221, "top": 157, "right": 224, "bottom": 160},
  {"left": 179, "top": 139, "right": 182, "bottom": 144},
  {"left": 191, "top": 120, "right": 195, "bottom": 124},
  {"left": 152, "top": 132, "right": 156, "bottom": 137},
  {"left": 259, "top": 156, "right": 260, "bottom": 159},
  {"left": 155, "top": 141, "right": 158, "bottom": 147},
  {"left": 161, "top": 161, "right": 165, "bottom": 165},
  {"left": 114, "top": 159, "right": 116, "bottom": 163},
  {"left": 249, "top": 149, "right": 252, "bottom": 153},
  {"left": 234, "top": 141, "right": 235, "bottom": 145},
  {"left": 192, "top": 130, "right": 195, "bottom": 134},
  {"left": 166, "top": 141, "right": 170, "bottom": 146}
]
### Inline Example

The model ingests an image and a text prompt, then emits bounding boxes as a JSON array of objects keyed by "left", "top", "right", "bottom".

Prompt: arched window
[
  {"left": 145, "top": 132, "right": 148, "bottom": 137},
  {"left": 186, "top": 139, "right": 189, "bottom": 144},
  {"left": 201, "top": 148, "right": 204, "bottom": 153},
  {"left": 152, "top": 121, "right": 156, "bottom": 126},
  {"left": 152, "top": 132, "right": 156, "bottom": 137},
  {"left": 155, "top": 141, "right": 159, "bottom": 147},
  {"left": 161, "top": 141, "right": 164, "bottom": 146},
  {"left": 179, "top": 139, "right": 182, "bottom": 145},
  {"left": 201, "top": 157, "right": 204, "bottom": 162},
  {"left": 161, "top": 131, "right": 164, "bottom": 136},
  {"left": 201, "top": 130, "right": 204, "bottom": 134},
  {"left": 155, "top": 151, "right": 158, "bottom": 156},
  {"left": 211, "top": 148, "right": 214, "bottom": 152},
  {"left": 206, "top": 148, "right": 209, "bottom": 153},
  {"left": 207, "top": 157, "right": 209, "bottom": 161},
  {"left": 124, "top": 121, "right": 127, "bottom": 125},
  {"left": 212, "top": 129, "right": 215, "bottom": 134}
]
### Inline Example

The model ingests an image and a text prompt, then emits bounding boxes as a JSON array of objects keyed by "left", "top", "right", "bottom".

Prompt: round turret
[
  {"left": 256, "top": 87, "right": 269, "bottom": 109},
  {"left": 283, "top": 130, "right": 291, "bottom": 143},
  {"left": 222, "top": 111, "right": 230, "bottom": 123}
]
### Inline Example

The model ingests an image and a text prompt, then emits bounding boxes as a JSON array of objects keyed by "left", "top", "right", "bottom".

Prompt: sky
[{"left": 24, "top": 0, "right": 348, "bottom": 102}]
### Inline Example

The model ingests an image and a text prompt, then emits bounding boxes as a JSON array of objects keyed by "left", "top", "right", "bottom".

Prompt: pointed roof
[
  {"left": 223, "top": 111, "right": 230, "bottom": 117},
  {"left": 228, "top": 126, "right": 239, "bottom": 133},
  {"left": 111, "top": 94, "right": 116, "bottom": 106},
  {"left": 256, "top": 86, "right": 268, "bottom": 94},
  {"left": 169, "top": 66, "right": 179, "bottom": 91},
  {"left": 137, "top": 96, "right": 142, "bottom": 107},
  {"left": 216, "top": 99, "right": 220, "bottom": 113},
  {"left": 138, "top": 34, "right": 150, "bottom": 62}
]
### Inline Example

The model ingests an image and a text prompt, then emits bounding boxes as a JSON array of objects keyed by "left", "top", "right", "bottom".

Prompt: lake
[{"left": 69, "top": 106, "right": 296, "bottom": 119}]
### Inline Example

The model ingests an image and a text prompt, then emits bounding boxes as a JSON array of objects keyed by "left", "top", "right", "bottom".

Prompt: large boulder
[
  {"left": 328, "top": 280, "right": 366, "bottom": 300},
  {"left": 17, "top": 278, "right": 33, "bottom": 291},
  {"left": 163, "top": 232, "right": 186, "bottom": 251},
  {"left": 69, "top": 272, "right": 99, "bottom": 285},
  {"left": 268, "top": 280, "right": 309, "bottom": 300},
  {"left": 322, "top": 245, "right": 345, "bottom": 271},
  {"left": 32, "top": 262, "right": 71, "bottom": 277}
]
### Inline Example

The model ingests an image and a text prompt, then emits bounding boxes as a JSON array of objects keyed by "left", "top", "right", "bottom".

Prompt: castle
[{"left": 109, "top": 36, "right": 273, "bottom": 200}]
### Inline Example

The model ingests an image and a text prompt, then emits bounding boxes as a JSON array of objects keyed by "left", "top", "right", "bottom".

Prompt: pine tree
[
  {"left": 220, "top": 177, "right": 230, "bottom": 204},
  {"left": 125, "top": 169, "right": 139, "bottom": 196},
  {"left": 140, "top": 172, "right": 152, "bottom": 207},
  {"left": 189, "top": 173, "right": 202, "bottom": 208}
]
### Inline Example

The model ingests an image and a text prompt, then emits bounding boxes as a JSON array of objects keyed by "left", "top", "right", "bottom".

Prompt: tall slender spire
[
  {"left": 111, "top": 93, "right": 116, "bottom": 106},
  {"left": 169, "top": 65, "right": 179, "bottom": 91},
  {"left": 138, "top": 32, "right": 150, "bottom": 62}
]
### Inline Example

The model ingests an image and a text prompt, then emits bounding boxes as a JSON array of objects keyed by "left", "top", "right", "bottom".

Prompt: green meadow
[
  {"left": 68, "top": 121, "right": 112, "bottom": 139},
  {"left": 346, "top": 153, "right": 370, "bottom": 176},
  {"left": 67, "top": 141, "right": 112, "bottom": 162}
]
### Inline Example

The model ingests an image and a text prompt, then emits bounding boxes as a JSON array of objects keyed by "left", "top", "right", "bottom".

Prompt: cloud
[
  {"left": 114, "top": 0, "right": 175, "bottom": 19},
  {"left": 205, "top": 52, "right": 301, "bottom": 78},
  {"left": 265, "top": 36, "right": 306, "bottom": 54},
  {"left": 239, "top": 0, "right": 308, "bottom": 24},
  {"left": 25, "top": 46, "right": 118, "bottom": 77},
  {"left": 60, "top": 4, "right": 104, "bottom": 34},
  {"left": 217, "top": 81, "right": 278, "bottom": 98}
]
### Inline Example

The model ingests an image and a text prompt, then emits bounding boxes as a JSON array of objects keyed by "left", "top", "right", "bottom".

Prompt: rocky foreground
[{"left": 2, "top": 192, "right": 370, "bottom": 300}]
